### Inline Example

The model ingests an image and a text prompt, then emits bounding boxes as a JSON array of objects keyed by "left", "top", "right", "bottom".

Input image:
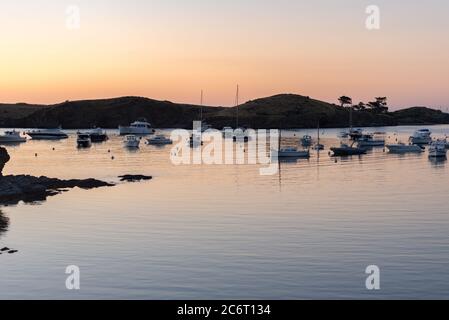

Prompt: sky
[{"left": 0, "top": 0, "right": 448, "bottom": 110}]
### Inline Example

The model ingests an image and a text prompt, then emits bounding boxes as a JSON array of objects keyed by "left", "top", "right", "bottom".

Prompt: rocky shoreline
[{"left": 0, "top": 147, "right": 152, "bottom": 205}]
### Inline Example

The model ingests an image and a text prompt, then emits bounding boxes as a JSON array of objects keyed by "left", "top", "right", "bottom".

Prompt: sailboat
[
  {"left": 232, "top": 85, "right": 249, "bottom": 142},
  {"left": 314, "top": 121, "right": 324, "bottom": 150},
  {"left": 190, "top": 90, "right": 206, "bottom": 148}
]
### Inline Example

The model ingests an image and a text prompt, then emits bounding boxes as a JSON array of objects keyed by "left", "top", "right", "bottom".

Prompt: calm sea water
[{"left": 1, "top": 125, "right": 449, "bottom": 299}]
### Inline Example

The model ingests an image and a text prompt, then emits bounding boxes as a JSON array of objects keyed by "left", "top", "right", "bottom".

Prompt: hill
[{"left": 2, "top": 94, "right": 449, "bottom": 129}]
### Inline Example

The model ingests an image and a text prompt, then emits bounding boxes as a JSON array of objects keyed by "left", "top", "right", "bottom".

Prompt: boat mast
[
  {"left": 349, "top": 106, "right": 353, "bottom": 130},
  {"left": 317, "top": 120, "right": 320, "bottom": 144},
  {"left": 235, "top": 85, "right": 239, "bottom": 128},
  {"left": 200, "top": 89, "right": 203, "bottom": 123}
]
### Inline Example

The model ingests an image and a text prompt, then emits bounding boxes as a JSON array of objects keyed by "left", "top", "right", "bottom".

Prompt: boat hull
[
  {"left": 273, "top": 150, "right": 310, "bottom": 158},
  {"left": 386, "top": 145, "right": 423, "bottom": 153},
  {"left": 410, "top": 137, "right": 432, "bottom": 145},
  {"left": 77, "top": 140, "right": 91, "bottom": 148},
  {"left": 0, "top": 137, "right": 27, "bottom": 143},
  {"left": 119, "top": 127, "right": 155, "bottom": 136},
  {"left": 124, "top": 141, "right": 140, "bottom": 148},
  {"left": 147, "top": 140, "right": 173, "bottom": 145},
  {"left": 90, "top": 134, "right": 108, "bottom": 142},
  {"left": 27, "top": 133, "right": 68, "bottom": 140},
  {"left": 331, "top": 147, "right": 366, "bottom": 156},
  {"left": 358, "top": 139, "right": 385, "bottom": 147}
]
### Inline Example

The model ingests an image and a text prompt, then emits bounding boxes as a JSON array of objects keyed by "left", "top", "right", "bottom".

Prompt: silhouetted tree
[
  {"left": 338, "top": 96, "right": 353, "bottom": 108},
  {"left": 367, "top": 97, "right": 388, "bottom": 113},
  {"left": 354, "top": 102, "right": 366, "bottom": 111}
]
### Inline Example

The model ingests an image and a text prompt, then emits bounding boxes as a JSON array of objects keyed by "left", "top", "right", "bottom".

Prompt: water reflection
[
  {"left": 0, "top": 210, "right": 9, "bottom": 238},
  {"left": 429, "top": 157, "right": 447, "bottom": 168}
]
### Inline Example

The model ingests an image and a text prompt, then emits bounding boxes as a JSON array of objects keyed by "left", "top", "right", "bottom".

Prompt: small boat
[
  {"left": 222, "top": 127, "right": 234, "bottom": 137},
  {"left": 76, "top": 132, "right": 91, "bottom": 148},
  {"left": 357, "top": 134, "right": 385, "bottom": 147},
  {"left": 147, "top": 135, "right": 173, "bottom": 145},
  {"left": 274, "top": 147, "right": 310, "bottom": 158},
  {"left": 189, "top": 134, "right": 203, "bottom": 148},
  {"left": 26, "top": 127, "right": 68, "bottom": 140},
  {"left": 123, "top": 135, "right": 140, "bottom": 148},
  {"left": 233, "top": 128, "right": 250, "bottom": 142},
  {"left": 338, "top": 131, "right": 349, "bottom": 138},
  {"left": 410, "top": 129, "right": 432, "bottom": 145},
  {"left": 301, "top": 135, "right": 313, "bottom": 147},
  {"left": 0, "top": 130, "right": 27, "bottom": 143},
  {"left": 88, "top": 128, "right": 108, "bottom": 142},
  {"left": 119, "top": 119, "right": 155, "bottom": 136},
  {"left": 199, "top": 121, "right": 212, "bottom": 133},
  {"left": 330, "top": 143, "right": 367, "bottom": 156},
  {"left": 349, "top": 128, "right": 364, "bottom": 140},
  {"left": 386, "top": 143, "right": 424, "bottom": 153},
  {"left": 428, "top": 140, "right": 447, "bottom": 158}
]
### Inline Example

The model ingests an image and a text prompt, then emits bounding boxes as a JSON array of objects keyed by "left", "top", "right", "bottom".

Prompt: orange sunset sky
[{"left": 1, "top": 0, "right": 448, "bottom": 110}]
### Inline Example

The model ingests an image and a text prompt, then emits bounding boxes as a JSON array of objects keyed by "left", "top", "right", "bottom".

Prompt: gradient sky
[{"left": 1, "top": 0, "right": 448, "bottom": 109}]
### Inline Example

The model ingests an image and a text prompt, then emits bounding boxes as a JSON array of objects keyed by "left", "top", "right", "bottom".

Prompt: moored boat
[
  {"left": 386, "top": 143, "right": 424, "bottom": 153},
  {"left": 88, "top": 128, "right": 108, "bottom": 142},
  {"left": 410, "top": 129, "right": 432, "bottom": 145},
  {"left": 0, "top": 130, "right": 27, "bottom": 143},
  {"left": 123, "top": 135, "right": 140, "bottom": 148},
  {"left": 428, "top": 140, "right": 447, "bottom": 158},
  {"left": 349, "top": 128, "right": 364, "bottom": 140},
  {"left": 301, "top": 135, "right": 313, "bottom": 147},
  {"left": 357, "top": 134, "right": 385, "bottom": 147},
  {"left": 26, "top": 127, "right": 68, "bottom": 140},
  {"left": 330, "top": 143, "right": 367, "bottom": 156},
  {"left": 76, "top": 132, "right": 92, "bottom": 148},
  {"left": 147, "top": 135, "right": 173, "bottom": 145},
  {"left": 273, "top": 147, "right": 310, "bottom": 158},
  {"left": 119, "top": 119, "right": 155, "bottom": 136}
]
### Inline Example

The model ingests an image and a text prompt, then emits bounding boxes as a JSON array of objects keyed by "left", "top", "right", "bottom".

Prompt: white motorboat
[
  {"left": 386, "top": 143, "right": 424, "bottom": 153},
  {"left": 301, "top": 135, "right": 313, "bottom": 147},
  {"left": 273, "top": 147, "right": 310, "bottom": 158},
  {"left": 428, "top": 140, "right": 447, "bottom": 158},
  {"left": 76, "top": 132, "right": 91, "bottom": 148},
  {"left": 0, "top": 130, "right": 27, "bottom": 143},
  {"left": 26, "top": 127, "right": 68, "bottom": 140},
  {"left": 119, "top": 119, "right": 155, "bottom": 135},
  {"left": 123, "top": 135, "right": 140, "bottom": 148},
  {"left": 410, "top": 129, "right": 432, "bottom": 145},
  {"left": 357, "top": 134, "right": 385, "bottom": 147},
  {"left": 147, "top": 135, "right": 173, "bottom": 145},
  {"left": 222, "top": 127, "right": 234, "bottom": 137}
]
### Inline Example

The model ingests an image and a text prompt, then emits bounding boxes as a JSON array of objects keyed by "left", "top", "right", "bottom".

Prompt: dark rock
[
  {"left": 0, "top": 147, "right": 10, "bottom": 177},
  {"left": 0, "top": 174, "right": 115, "bottom": 205},
  {"left": 1, "top": 247, "right": 9, "bottom": 251},
  {"left": 8, "top": 250, "right": 18, "bottom": 254},
  {"left": 119, "top": 175, "right": 153, "bottom": 182},
  {"left": 0, "top": 147, "right": 153, "bottom": 205}
]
